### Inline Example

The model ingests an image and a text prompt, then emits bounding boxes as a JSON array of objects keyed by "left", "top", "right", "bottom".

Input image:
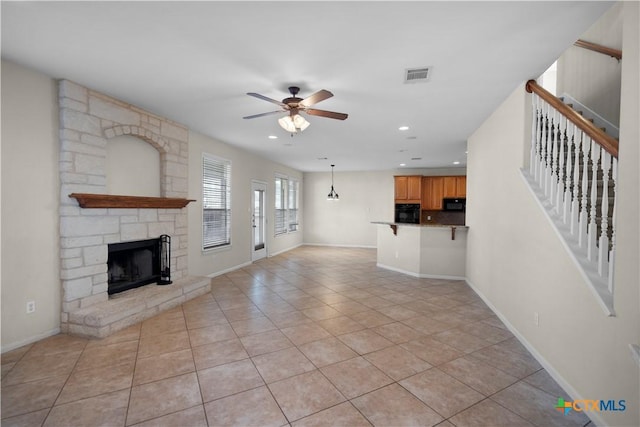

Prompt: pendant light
[{"left": 327, "top": 164, "right": 339, "bottom": 201}]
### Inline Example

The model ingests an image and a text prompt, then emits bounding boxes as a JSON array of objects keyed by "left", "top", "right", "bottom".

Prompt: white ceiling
[{"left": 1, "top": 1, "right": 612, "bottom": 172}]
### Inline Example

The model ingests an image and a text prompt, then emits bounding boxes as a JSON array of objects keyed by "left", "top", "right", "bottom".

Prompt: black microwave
[{"left": 443, "top": 198, "right": 466, "bottom": 211}]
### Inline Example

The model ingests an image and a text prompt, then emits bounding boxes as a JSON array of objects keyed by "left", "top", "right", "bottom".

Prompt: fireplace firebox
[{"left": 107, "top": 235, "right": 171, "bottom": 295}]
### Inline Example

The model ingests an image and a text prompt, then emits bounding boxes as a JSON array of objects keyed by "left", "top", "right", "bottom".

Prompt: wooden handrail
[
  {"left": 526, "top": 80, "right": 618, "bottom": 158},
  {"left": 574, "top": 39, "right": 622, "bottom": 60}
]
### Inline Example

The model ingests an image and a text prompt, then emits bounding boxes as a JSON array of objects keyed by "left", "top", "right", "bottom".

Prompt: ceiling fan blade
[
  {"left": 299, "top": 89, "right": 333, "bottom": 107},
  {"left": 304, "top": 108, "right": 348, "bottom": 120},
  {"left": 243, "top": 110, "right": 284, "bottom": 119},
  {"left": 247, "top": 92, "right": 287, "bottom": 108}
]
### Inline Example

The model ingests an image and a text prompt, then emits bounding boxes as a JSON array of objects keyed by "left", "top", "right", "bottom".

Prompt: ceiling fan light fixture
[
  {"left": 278, "top": 114, "right": 310, "bottom": 133},
  {"left": 293, "top": 114, "right": 310, "bottom": 131},
  {"left": 278, "top": 116, "right": 296, "bottom": 133},
  {"left": 245, "top": 87, "right": 346, "bottom": 133}
]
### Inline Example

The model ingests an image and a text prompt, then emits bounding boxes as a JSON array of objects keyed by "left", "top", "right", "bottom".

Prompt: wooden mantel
[{"left": 69, "top": 193, "right": 196, "bottom": 209}]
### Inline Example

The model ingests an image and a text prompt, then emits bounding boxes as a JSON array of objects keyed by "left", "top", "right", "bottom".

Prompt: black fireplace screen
[{"left": 107, "top": 235, "right": 171, "bottom": 295}]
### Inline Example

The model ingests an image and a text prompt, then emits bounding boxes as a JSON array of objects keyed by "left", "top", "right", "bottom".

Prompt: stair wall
[{"left": 466, "top": 60, "right": 638, "bottom": 427}]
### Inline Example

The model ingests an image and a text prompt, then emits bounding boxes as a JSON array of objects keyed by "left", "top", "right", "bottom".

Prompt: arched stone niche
[{"left": 106, "top": 134, "right": 161, "bottom": 197}]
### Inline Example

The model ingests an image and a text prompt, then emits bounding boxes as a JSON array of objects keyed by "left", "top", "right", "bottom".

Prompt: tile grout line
[
  {"left": 43, "top": 337, "right": 91, "bottom": 425},
  {"left": 124, "top": 319, "right": 144, "bottom": 427}
]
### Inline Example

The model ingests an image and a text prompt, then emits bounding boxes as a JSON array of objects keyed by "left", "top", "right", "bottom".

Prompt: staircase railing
[
  {"left": 574, "top": 39, "right": 622, "bottom": 61},
  {"left": 524, "top": 80, "right": 619, "bottom": 315}
]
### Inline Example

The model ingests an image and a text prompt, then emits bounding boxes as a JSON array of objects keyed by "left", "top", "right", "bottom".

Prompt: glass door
[{"left": 251, "top": 181, "right": 267, "bottom": 261}]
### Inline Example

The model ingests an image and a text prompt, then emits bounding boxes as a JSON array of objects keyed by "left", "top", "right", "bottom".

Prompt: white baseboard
[
  {"left": 303, "top": 242, "right": 377, "bottom": 249},
  {"left": 268, "top": 243, "right": 304, "bottom": 257},
  {"left": 206, "top": 261, "right": 252, "bottom": 278},
  {"left": 2, "top": 327, "right": 61, "bottom": 354},
  {"left": 376, "top": 263, "right": 466, "bottom": 280},
  {"left": 465, "top": 278, "right": 606, "bottom": 427}
]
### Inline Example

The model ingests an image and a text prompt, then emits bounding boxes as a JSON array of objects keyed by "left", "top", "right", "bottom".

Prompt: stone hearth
[{"left": 58, "top": 80, "right": 209, "bottom": 338}]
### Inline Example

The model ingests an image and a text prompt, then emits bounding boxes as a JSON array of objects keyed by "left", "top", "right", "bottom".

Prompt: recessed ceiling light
[
  {"left": 398, "top": 126, "right": 409, "bottom": 131},
  {"left": 453, "top": 161, "right": 460, "bottom": 165},
  {"left": 400, "top": 163, "right": 406, "bottom": 167},
  {"left": 268, "top": 135, "right": 278, "bottom": 139}
]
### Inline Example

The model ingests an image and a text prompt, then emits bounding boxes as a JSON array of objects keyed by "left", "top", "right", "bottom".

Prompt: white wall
[
  {"left": 466, "top": 3, "right": 639, "bottom": 425},
  {"left": 188, "top": 131, "right": 303, "bottom": 277},
  {"left": 618, "top": 5, "right": 640, "bottom": 422},
  {"left": 557, "top": 2, "right": 622, "bottom": 126},
  {"left": 303, "top": 170, "right": 392, "bottom": 248},
  {"left": 1, "top": 61, "right": 61, "bottom": 349},
  {"left": 303, "top": 168, "right": 466, "bottom": 247},
  {"left": 0, "top": 60, "right": 305, "bottom": 350}
]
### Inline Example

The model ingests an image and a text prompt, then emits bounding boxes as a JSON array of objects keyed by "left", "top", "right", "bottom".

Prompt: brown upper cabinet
[
  {"left": 443, "top": 176, "right": 466, "bottom": 198},
  {"left": 455, "top": 176, "right": 467, "bottom": 198},
  {"left": 394, "top": 176, "right": 422, "bottom": 203},
  {"left": 421, "top": 175, "right": 466, "bottom": 210},
  {"left": 422, "top": 176, "right": 444, "bottom": 210}
]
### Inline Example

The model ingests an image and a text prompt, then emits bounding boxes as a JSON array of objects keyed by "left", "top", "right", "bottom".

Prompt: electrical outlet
[
  {"left": 26, "top": 301, "right": 36, "bottom": 314},
  {"left": 534, "top": 311, "right": 539, "bottom": 326}
]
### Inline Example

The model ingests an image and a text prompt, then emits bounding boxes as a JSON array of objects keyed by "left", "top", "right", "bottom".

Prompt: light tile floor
[{"left": 1, "top": 246, "right": 592, "bottom": 427}]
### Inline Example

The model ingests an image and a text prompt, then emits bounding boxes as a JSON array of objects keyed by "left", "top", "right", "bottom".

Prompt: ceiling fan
[{"left": 243, "top": 86, "right": 348, "bottom": 133}]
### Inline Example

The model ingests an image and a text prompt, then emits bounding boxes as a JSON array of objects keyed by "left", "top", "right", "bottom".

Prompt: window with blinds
[
  {"left": 275, "top": 177, "right": 287, "bottom": 236},
  {"left": 203, "top": 155, "right": 231, "bottom": 250},
  {"left": 288, "top": 179, "right": 299, "bottom": 232},
  {"left": 275, "top": 175, "right": 299, "bottom": 236}
]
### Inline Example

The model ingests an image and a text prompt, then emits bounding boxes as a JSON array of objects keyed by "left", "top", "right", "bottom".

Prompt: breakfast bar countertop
[{"left": 371, "top": 221, "right": 468, "bottom": 228}]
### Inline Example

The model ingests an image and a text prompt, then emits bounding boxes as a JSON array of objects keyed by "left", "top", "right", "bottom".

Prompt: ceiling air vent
[{"left": 404, "top": 67, "right": 431, "bottom": 83}]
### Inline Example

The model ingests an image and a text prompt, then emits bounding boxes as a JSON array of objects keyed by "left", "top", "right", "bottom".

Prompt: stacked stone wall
[{"left": 58, "top": 80, "right": 191, "bottom": 331}]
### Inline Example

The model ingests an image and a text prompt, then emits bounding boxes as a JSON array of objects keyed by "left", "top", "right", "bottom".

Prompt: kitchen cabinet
[
  {"left": 443, "top": 176, "right": 466, "bottom": 198},
  {"left": 407, "top": 176, "right": 421, "bottom": 200},
  {"left": 395, "top": 176, "right": 408, "bottom": 200},
  {"left": 394, "top": 176, "right": 422, "bottom": 203},
  {"left": 422, "top": 176, "right": 465, "bottom": 210},
  {"left": 456, "top": 176, "right": 467, "bottom": 197},
  {"left": 422, "top": 176, "right": 444, "bottom": 210}
]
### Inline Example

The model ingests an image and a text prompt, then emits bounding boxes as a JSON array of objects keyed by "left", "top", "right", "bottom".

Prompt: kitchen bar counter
[
  {"left": 371, "top": 221, "right": 468, "bottom": 228},
  {"left": 373, "top": 222, "right": 467, "bottom": 279},
  {"left": 371, "top": 221, "right": 467, "bottom": 240}
]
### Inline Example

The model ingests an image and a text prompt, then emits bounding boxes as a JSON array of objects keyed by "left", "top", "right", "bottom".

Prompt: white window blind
[
  {"left": 275, "top": 177, "right": 287, "bottom": 236},
  {"left": 275, "top": 175, "right": 299, "bottom": 236},
  {"left": 288, "top": 179, "right": 299, "bottom": 232},
  {"left": 203, "top": 155, "right": 231, "bottom": 249}
]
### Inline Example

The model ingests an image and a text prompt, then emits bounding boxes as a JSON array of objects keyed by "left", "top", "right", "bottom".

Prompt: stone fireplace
[
  {"left": 107, "top": 235, "right": 171, "bottom": 295},
  {"left": 58, "top": 80, "right": 210, "bottom": 338}
]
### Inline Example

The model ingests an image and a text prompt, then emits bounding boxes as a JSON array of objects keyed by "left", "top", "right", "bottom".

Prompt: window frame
[
  {"left": 274, "top": 174, "right": 300, "bottom": 237},
  {"left": 202, "top": 153, "right": 232, "bottom": 251},
  {"left": 287, "top": 179, "right": 299, "bottom": 233}
]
